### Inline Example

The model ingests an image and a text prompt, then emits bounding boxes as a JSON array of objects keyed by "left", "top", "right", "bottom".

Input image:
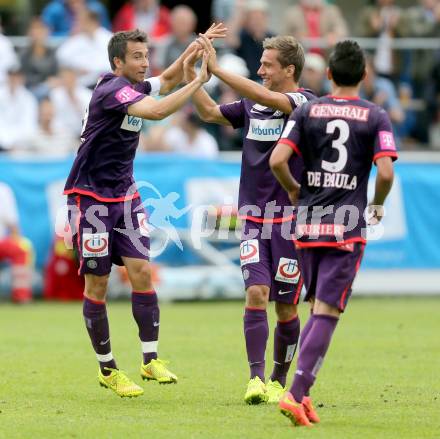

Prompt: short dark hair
[
  {"left": 263, "top": 36, "right": 305, "bottom": 82},
  {"left": 108, "top": 29, "right": 148, "bottom": 70},
  {"left": 328, "top": 40, "right": 366, "bottom": 87}
]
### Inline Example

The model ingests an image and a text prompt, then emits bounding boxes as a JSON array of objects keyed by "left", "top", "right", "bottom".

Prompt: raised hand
[
  {"left": 203, "top": 22, "right": 227, "bottom": 41},
  {"left": 197, "top": 51, "right": 211, "bottom": 84},
  {"left": 196, "top": 34, "right": 218, "bottom": 74},
  {"left": 183, "top": 48, "right": 200, "bottom": 83},
  {"left": 187, "top": 22, "right": 227, "bottom": 55}
]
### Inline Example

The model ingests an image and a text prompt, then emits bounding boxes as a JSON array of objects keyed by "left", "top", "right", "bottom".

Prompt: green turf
[{"left": 0, "top": 297, "right": 439, "bottom": 438}]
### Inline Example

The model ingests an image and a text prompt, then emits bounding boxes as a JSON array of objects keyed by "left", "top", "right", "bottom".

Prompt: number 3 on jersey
[{"left": 322, "top": 119, "right": 349, "bottom": 173}]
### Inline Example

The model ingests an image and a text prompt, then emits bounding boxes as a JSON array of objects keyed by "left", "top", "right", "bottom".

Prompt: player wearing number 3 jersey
[{"left": 270, "top": 40, "right": 397, "bottom": 426}]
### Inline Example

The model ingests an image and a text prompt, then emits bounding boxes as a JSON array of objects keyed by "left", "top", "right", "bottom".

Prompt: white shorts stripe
[
  {"left": 96, "top": 352, "right": 113, "bottom": 362},
  {"left": 141, "top": 341, "right": 158, "bottom": 353}
]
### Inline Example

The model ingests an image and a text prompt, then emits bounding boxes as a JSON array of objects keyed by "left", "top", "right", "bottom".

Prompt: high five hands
[{"left": 183, "top": 23, "right": 226, "bottom": 84}]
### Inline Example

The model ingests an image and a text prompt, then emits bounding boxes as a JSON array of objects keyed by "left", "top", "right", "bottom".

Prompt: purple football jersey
[
  {"left": 278, "top": 95, "right": 398, "bottom": 247},
  {"left": 220, "top": 90, "right": 315, "bottom": 222},
  {"left": 64, "top": 73, "right": 160, "bottom": 202}
]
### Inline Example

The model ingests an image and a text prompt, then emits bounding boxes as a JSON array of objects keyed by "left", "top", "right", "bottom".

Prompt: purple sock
[
  {"left": 298, "top": 314, "right": 315, "bottom": 396},
  {"left": 299, "top": 314, "right": 315, "bottom": 350},
  {"left": 83, "top": 297, "right": 117, "bottom": 375},
  {"left": 290, "top": 314, "right": 339, "bottom": 402},
  {"left": 132, "top": 291, "right": 159, "bottom": 365},
  {"left": 270, "top": 315, "right": 300, "bottom": 387},
  {"left": 244, "top": 308, "right": 268, "bottom": 381}
]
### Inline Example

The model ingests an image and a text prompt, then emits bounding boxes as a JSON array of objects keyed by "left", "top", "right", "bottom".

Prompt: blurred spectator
[
  {"left": 360, "top": 58, "right": 406, "bottom": 141},
  {"left": 142, "top": 107, "right": 219, "bottom": 158},
  {"left": 357, "top": 0, "right": 404, "bottom": 81},
  {"left": 161, "top": 6, "right": 197, "bottom": 69},
  {"left": 49, "top": 67, "right": 92, "bottom": 138},
  {"left": 41, "top": 0, "right": 111, "bottom": 36},
  {"left": 113, "top": 0, "right": 171, "bottom": 39},
  {"left": 19, "top": 17, "right": 58, "bottom": 100},
  {"left": 211, "top": 0, "right": 237, "bottom": 23},
  {"left": 56, "top": 9, "right": 112, "bottom": 88},
  {"left": 403, "top": 0, "right": 440, "bottom": 143},
  {"left": 27, "top": 98, "right": 78, "bottom": 156},
  {"left": 284, "top": 0, "right": 348, "bottom": 54},
  {"left": 0, "top": 2, "right": 30, "bottom": 35},
  {"left": 0, "top": 182, "right": 33, "bottom": 303},
  {"left": 0, "top": 68, "right": 38, "bottom": 153},
  {"left": 225, "top": 0, "right": 274, "bottom": 81},
  {"left": 301, "top": 52, "right": 329, "bottom": 96},
  {"left": 0, "top": 31, "right": 19, "bottom": 85},
  {"left": 429, "top": 59, "right": 440, "bottom": 148},
  {"left": 405, "top": 0, "right": 440, "bottom": 90}
]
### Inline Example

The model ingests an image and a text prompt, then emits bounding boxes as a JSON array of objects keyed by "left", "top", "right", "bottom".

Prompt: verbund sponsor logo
[
  {"left": 121, "top": 114, "right": 142, "bottom": 132},
  {"left": 246, "top": 118, "right": 284, "bottom": 141}
]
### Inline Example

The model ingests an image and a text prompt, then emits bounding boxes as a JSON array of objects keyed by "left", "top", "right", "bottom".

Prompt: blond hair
[{"left": 263, "top": 36, "right": 305, "bottom": 82}]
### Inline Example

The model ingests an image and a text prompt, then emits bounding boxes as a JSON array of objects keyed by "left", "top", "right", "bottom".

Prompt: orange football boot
[{"left": 279, "top": 392, "right": 313, "bottom": 427}]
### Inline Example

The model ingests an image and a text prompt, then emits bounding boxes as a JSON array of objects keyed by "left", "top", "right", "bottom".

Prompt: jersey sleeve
[
  {"left": 101, "top": 81, "right": 146, "bottom": 113},
  {"left": 372, "top": 108, "right": 399, "bottom": 163},
  {"left": 276, "top": 104, "right": 306, "bottom": 157},
  {"left": 141, "top": 77, "right": 161, "bottom": 97},
  {"left": 219, "top": 99, "right": 246, "bottom": 128},
  {"left": 284, "top": 92, "right": 309, "bottom": 112}
]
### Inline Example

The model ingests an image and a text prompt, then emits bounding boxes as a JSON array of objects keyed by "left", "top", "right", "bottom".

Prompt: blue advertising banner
[{"left": 0, "top": 155, "right": 439, "bottom": 270}]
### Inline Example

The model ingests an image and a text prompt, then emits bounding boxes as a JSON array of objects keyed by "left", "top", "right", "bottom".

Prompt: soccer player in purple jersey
[
  {"left": 270, "top": 40, "right": 397, "bottom": 426},
  {"left": 64, "top": 25, "right": 226, "bottom": 397},
  {"left": 185, "top": 35, "right": 315, "bottom": 404}
]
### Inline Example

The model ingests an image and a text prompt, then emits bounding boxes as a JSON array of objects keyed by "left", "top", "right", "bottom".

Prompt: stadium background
[
  {"left": 0, "top": 0, "right": 439, "bottom": 300},
  {"left": 0, "top": 2, "right": 439, "bottom": 438}
]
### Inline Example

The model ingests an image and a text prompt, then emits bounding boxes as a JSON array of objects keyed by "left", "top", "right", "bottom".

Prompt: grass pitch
[{"left": 0, "top": 297, "right": 439, "bottom": 439}]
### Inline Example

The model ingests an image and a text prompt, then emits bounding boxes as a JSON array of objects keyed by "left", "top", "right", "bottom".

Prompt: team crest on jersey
[
  {"left": 121, "top": 115, "right": 142, "bottom": 132},
  {"left": 286, "top": 92, "right": 308, "bottom": 107},
  {"left": 247, "top": 119, "right": 284, "bottom": 141},
  {"left": 82, "top": 232, "right": 109, "bottom": 258},
  {"left": 240, "top": 239, "right": 260, "bottom": 266},
  {"left": 137, "top": 213, "right": 149, "bottom": 237},
  {"left": 275, "top": 258, "right": 300, "bottom": 284}
]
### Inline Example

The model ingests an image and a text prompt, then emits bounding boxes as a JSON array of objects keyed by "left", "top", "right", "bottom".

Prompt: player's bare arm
[
  {"left": 182, "top": 47, "right": 231, "bottom": 126},
  {"left": 368, "top": 156, "right": 394, "bottom": 223},
  {"left": 270, "top": 143, "right": 301, "bottom": 205},
  {"left": 197, "top": 35, "right": 293, "bottom": 114},
  {"left": 158, "top": 23, "right": 227, "bottom": 95},
  {"left": 128, "top": 51, "right": 210, "bottom": 120}
]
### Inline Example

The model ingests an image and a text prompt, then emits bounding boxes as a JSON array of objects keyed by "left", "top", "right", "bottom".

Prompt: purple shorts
[
  {"left": 67, "top": 194, "right": 150, "bottom": 276},
  {"left": 297, "top": 243, "right": 365, "bottom": 311},
  {"left": 240, "top": 220, "right": 303, "bottom": 304}
]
